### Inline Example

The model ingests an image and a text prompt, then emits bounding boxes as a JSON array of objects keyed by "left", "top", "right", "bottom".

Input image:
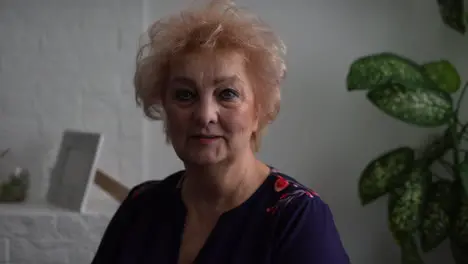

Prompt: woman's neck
[{"left": 181, "top": 152, "right": 270, "bottom": 215}]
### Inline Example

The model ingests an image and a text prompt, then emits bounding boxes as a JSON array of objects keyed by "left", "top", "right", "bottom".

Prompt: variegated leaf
[
  {"left": 420, "top": 128, "right": 454, "bottom": 164},
  {"left": 359, "top": 147, "right": 414, "bottom": 205},
  {"left": 388, "top": 166, "right": 428, "bottom": 244},
  {"left": 423, "top": 60, "right": 461, "bottom": 93},
  {"left": 367, "top": 83, "right": 453, "bottom": 127},
  {"left": 420, "top": 180, "right": 454, "bottom": 252},
  {"left": 437, "top": 0, "right": 466, "bottom": 34},
  {"left": 452, "top": 196, "right": 468, "bottom": 248},
  {"left": 346, "top": 52, "right": 432, "bottom": 91},
  {"left": 401, "top": 236, "right": 424, "bottom": 264}
]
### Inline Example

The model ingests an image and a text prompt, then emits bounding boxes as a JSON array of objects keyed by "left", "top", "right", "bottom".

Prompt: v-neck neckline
[{"left": 172, "top": 168, "right": 276, "bottom": 263}]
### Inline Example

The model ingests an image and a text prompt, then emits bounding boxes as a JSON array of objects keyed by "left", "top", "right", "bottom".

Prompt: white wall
[
  {"left": 144, "top": 0, "right": 467, "bottom": 263},
  {"left": 0, "top": 0, "right": 145, "bottom": 214}
]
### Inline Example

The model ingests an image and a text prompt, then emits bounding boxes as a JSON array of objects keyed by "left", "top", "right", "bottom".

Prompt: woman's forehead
[{"left": 169, "top": 50, "right": 247, "bottom": 80}]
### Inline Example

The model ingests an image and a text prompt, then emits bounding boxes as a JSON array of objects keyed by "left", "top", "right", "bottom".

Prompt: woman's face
[{"left": 163, "top": 50, "right": 259, "bottom": 165}]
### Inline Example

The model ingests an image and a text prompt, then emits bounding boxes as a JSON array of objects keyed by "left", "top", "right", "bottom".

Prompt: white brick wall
[
  {"left": 0, "top": 0, "right": 145, "bottom": 214},
  {"left": 0, "top": 211, "right": 110, "bottom": 264}
]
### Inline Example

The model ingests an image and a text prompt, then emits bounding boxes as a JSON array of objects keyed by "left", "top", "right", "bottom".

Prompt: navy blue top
[{"left": 91, "top": 168, "right": 350, "bottom": 264}]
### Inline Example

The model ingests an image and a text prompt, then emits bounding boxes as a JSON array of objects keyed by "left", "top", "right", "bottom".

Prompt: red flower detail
[
  {"left": 266, "top": 206, "right": 278, "bottom": 214},
  {"left": 274, "top": 176, "right": 289, "bottom": 192}
]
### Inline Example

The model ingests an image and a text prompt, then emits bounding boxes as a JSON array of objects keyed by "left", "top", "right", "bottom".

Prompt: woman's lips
[{"left": 191, "top": 135, "right": 221, "bottom": 144}]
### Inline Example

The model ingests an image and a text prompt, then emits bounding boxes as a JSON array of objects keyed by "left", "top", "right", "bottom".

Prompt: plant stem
[
  {"left": 452, "top": 82, "right": 467, "bottom": 179},
  {"left": 452, "top": 125, "right": 461, "bottom": 181},
  {"left": 438, "top": 158, "right": 454, "bottom": 176},
  {"left": 460, "top": 123, "right": 468, "bottom": 145},
  {"left": 455, "top": 82, "right": 468, "bottom": 114},
  {"left": 461, "top": 124, "right": 468, "bottom": 137}
]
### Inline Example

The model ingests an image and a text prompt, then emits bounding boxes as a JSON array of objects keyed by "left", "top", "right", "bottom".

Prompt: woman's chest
[
  {"left": 118, "top": 209, "right": 276, "bottom": 264},
  {"left": 177, "top": 219, "right": 216, "bottom": 264}
]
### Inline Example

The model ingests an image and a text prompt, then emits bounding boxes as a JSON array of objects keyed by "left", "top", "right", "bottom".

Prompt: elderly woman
[{"left": 92, "top": 1, "right": 349, "bottom": 263}]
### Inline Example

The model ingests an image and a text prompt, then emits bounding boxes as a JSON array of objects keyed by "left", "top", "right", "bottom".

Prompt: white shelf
[{"left": 0, "top": 201, "right": 73, "bottom": 215}]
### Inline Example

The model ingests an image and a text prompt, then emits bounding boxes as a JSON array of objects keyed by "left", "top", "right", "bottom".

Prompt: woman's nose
[{"left": 193, "top": 97, "right": 219, "bottom": 126}]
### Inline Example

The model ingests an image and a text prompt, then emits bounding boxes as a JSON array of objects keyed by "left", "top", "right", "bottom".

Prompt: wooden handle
[{"left": 94, "top": 169, "right": 129, "bottom": 203}]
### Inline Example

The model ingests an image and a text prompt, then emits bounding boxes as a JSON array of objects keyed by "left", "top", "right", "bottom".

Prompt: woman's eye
[
  {"left": 174, "top": 89, "right": 195, "bottom": 101},
  {"left": 219, "top": 88, "right": 239, "bottom": 101}
]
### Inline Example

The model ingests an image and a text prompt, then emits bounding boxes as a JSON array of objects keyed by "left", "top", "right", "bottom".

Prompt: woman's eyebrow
[
  {"left": 213, "top": 76, "right": 239, "bottom": 85},
  {"left": 170, "top": 76, "right": 197, "bottom": 87}
]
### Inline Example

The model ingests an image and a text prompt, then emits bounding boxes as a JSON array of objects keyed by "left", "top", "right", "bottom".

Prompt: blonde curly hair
[{"left": 133, "top": 0, "right": 287, "bottom": 151}]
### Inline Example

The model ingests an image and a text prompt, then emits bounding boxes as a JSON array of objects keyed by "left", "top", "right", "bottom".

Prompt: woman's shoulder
[
  {"left": 266, "top": 169, "right": 324, "bottom": 216},
  {"left": 126, "top": 170, "right": 184, "bottom": 200},
  {"left": 267, "top": 169, "right": 350, "bottom": 263}
]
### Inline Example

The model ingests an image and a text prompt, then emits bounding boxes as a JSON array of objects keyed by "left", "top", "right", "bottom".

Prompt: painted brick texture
[
  {"left": 0, "top": 212, "right": 110, "bottom": 264},
  {"left": 0, "top": 0, "right": 144, "bottom": 262},
  {"left": 0, "top": 0, "right": 145, "bottom": 214}
]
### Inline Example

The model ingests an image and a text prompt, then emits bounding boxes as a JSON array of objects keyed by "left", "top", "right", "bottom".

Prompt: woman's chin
[{"left": 184, "top": 151, "right": 226, "bottom": 166}]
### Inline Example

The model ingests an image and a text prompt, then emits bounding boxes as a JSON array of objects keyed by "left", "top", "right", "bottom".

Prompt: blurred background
[{"left": 0, "top": 0, "right": 467, "bottom": 263}]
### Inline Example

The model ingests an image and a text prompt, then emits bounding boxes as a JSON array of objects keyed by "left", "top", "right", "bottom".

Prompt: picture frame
[{"left": 47, "top": 129, "right": 103, "bottom": 213}]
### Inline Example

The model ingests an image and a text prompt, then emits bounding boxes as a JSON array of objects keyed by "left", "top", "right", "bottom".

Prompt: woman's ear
[
  {"left": 252, "top": 110, "right": 260, "bottom": 132},
  {"left": 143, "top": 99, "right": 165, "bottom": 120}
]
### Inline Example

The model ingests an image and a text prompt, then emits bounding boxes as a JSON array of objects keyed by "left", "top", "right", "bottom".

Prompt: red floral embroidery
[
  {"left": 274, "top": 176, "right": 289, "bottom": 192},
  {"left": 266, "top": 207, "right": 278, "bottom": 214},
  {"left": 266, "top": 173, "right": 319, "bottom": 215}
]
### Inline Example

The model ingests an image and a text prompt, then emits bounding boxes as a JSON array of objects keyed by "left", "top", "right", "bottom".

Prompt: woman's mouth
[{"left": 192, "top": 135, "right": 221, "bottom": 144}]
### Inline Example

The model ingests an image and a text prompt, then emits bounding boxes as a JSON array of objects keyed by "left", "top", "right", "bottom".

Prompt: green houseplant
[
  {"left": 346, "top": 1, "right": 468, "bottom": 263},
  {"left": 0, "top": 148, "right": 29, "bottom": 203},
  {"left": 437, "top": 0, "right": 467, "bottom": 35}
]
